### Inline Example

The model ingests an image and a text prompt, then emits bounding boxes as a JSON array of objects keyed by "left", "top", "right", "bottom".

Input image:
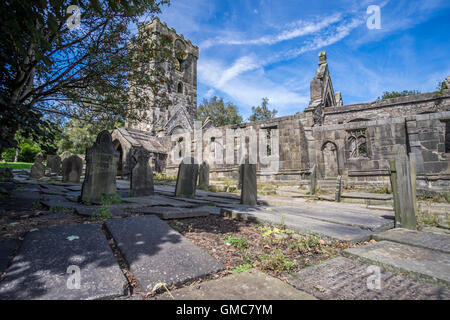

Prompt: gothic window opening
[
  {"left": 347, "top": 129, "right": 369, "bottom": 159},
  {"left": 177, "top": 82, "right": 183, "bottom": 94},
  {"left": 178, "top": 137, "right": 184, "bottom": 158}
]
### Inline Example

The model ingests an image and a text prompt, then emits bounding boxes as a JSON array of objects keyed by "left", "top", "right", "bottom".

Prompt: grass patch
[
  {"left": 231, "top": 264, "right": 253, "bottom": 274},
  {"left": 0, "top": 162, "right": 32, "bottom": 170},
  {"left": 154, "top": 173, "right": 177, "bottom": 184},
  {"left": 224, "top": 235, "right": 249, "bottom": 250}
]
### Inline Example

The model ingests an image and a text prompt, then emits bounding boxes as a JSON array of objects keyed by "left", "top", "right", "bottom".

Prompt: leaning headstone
[
  {"left": 390, "top": 145, "right": 417, "bottom": 230},
  {"left": 240, "top": 158, "right": 257, "bottom": 205},
  {"left": 81, "top": 131, "right": 119, "bottom": 204},
  {"left": 198, "top": 161, "right": 210, "bottom": 187},
  {"left": 30, "top": 153, "right": 45, "bottom": 180},
  {"left": 335, "top": 175, "right": 342, "bottom": 202},
  {"left": 310, "top": 165, "right": 317, "bottom": 196},
  {"left": 130, "top": 148, "right": 154, "bottom": 197},
  {"left": 46, "top": 155, "right": 61, "bottom": 175},
  {"left": 62, "top": 155, "right": 83, "bottom": 183},
  {"left": 174, "top": 157, "right": 199, "bottom": 198}
]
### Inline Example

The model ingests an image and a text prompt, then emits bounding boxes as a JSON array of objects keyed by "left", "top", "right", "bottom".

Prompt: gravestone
[
  {"left": 30, "top": 153, "right": 45, "bottom": 180},
  {"left": 240, "top": 158, "right": 257, "bottom": 205},
  {"left": 62, "top": 155, "right": 83, "bottom": 183},
  {"left": 46, "top": 155, "right": 61, "bottom": 175},
  {"left": 335, "top": 175, "right": 342, "bottom": 202},
  {"left": 81, "top": 131, "right": 119, "bottom": 204},
  {"left": 198, "top": 161, "right": 210, "bottom": 187},
  {"left": 174, "top": 157, "right": 199, "bottom": 198},
  {"left": 130, "top": 148, "right": 154, "bottom": 197},
  {"left": 390, "top": 145, "right": 417, "bottom": 230},
  {"left": 310, "top": 165, "right": 317, "bottom": 196}
]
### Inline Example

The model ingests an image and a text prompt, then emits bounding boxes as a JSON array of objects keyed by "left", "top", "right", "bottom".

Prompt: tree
[
  {"left": 378, "top": 90, "right": 421, "bottom": 100},
  {"left": 197, "top": 96, "right": 243, "bottom": 127},
  {"left": 57, "top": 117, "right": 123, "bottom": 154},
  {"left": 0, "top": 0, "right": 172, "bottom": 155},
  {"left": 249, "top": 98, "right": 278, "bottom": 122}
]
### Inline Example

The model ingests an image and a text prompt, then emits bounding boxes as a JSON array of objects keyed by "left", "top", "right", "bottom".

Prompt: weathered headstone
[
  {"left": 240, "top": 159, "right": 257, "bottom": 205},
  {"left": 46, "top": 155, "right": 61, "bottom": 175},
  {"left": 310, "top": 165, "right": 317, "bottom": 196},
  {"left": 130, "top": 148, "right": 154, "bottom": 197},
  {"left": 174, "top": 157, "right": 199, "bottom": 198},
  {"left": 81, "top": 131, "right": 119, "bottom": 204},
  {"left": 62, "top": 155, "right": 83, "bottom": 183},
  {"left": 198, "top": 160, "right": 210, "bottom": 187},
  {"left": 390, "top": 145, "right": 417, "bottom": 230},
  {"left": 30, "top": 153, "right": 45, "bottom": 180},
  {"left": 335, "top": 175, "right": 342, "bottom": 202}
]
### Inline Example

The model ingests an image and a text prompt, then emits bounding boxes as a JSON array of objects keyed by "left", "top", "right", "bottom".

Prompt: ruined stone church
[{"left": 112, "top": 18, "right": 450, "bottom": 193}]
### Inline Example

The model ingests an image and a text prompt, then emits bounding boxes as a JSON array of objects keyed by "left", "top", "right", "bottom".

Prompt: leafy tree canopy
[
  {"left": 249, "top": 98, "right": 278, "bottom": 122},
  {"left": 378, "top": 90, "right": 421, "bottom": 100},
  {"left": 0, "top": 0, "right": 172, "bottom": 154},
  {"left": 197, "top": 96, "right": 243, "bottom": 127}
]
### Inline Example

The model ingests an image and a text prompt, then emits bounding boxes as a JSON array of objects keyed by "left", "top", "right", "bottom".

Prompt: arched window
[
  {"left": 177, "top": 82, "right": 183, "bottom": 94},
  {"left": 346, "top": 129, "right": 369, "bottom": 158}
]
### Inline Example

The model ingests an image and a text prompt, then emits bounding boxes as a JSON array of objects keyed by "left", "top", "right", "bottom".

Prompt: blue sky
[{"left": 155, "top": 0, "right": 450, "bottom": 119}]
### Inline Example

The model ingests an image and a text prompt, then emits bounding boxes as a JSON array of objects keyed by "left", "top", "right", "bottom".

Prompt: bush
[
  {"left": 17, "top": 143, "right": 41, "bottom": 163},
  {"left": 1, "top": 148, "right": 16, "bottom": 162}
]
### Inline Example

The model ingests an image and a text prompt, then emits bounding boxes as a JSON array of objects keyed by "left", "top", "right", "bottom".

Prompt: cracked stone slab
[
  {"left": 155, "top": 269, "right": 316, "bottom": 300},
  {"left": 373, "top": 228, "right": 450, "bottom": 254},
  {"left": 0, "top": 240, "right": 18, "bottom": 275},
  {"left": 222, "top": 207, "right": 373, "bottom": 242},
  {"left": 287, "top": 257, "right": 450, "bottom": 300},
  {"left": 105, "top": 215, "right": 224, "bottom": 292},
  {"left": 0, "top": 224, "right": 127, "bottom": 300},
  {"left": 344, "top": 241, "right": 450, "bottom": 287},
  {"left": 40, "top": 199, "right": 82, "bottom": 211},
  {"left": 137, "top": 206, "right": 210, "bottom": 219}
]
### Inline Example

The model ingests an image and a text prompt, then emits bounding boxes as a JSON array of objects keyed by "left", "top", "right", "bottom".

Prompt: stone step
[
  {"left": 105, "top": 216, "right": 224, "bottom": 292},
  {"left": 0, "top": 224, "right": 127, "bottom": 300},
  {"left": 373, "top": 228, "right": 450, "bottom": 254},
  {"left": 222, "top": 207, "right": 373, "bottom": 242},
  {"left": 343, "top": 241, "right": 450, "bottom": 287},
  {"left": 287, "top": 257, "right": 450, "bottom": 300},
  {"left": 155, "top": 269, "right": 316, "bottom": 300}
]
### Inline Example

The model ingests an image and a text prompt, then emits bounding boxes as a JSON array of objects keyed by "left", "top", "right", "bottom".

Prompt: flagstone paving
[
  {"left": 105, "top": 215, "right": 224, "bottom": 292},
  {"left": 137, "top": 206, "right": 210, "bottom": 219},
  {"left": 373, "top": 228, "right": 450, "bottom": 254},
  {"left": 344, "top": 241, "right": 450, "bottom": 287},
  {"left": 222, "top": 206, "right": 374, "bottom": 242},
  {"left": 0, "top": 240, "right": 18, "bottom": 275},
  {"left": 287, "top": 256, "right": 450, "bottom": 300},
  {"left": 0, "top": 224, "right": 127, "bottom": 300},
  {"left": 155, "top": 269, "right": 316, "bottom": 300}
]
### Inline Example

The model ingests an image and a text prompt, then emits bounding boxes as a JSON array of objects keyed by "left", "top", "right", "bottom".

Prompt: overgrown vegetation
[
  {"left": 378, "top": 90, "right": 421, "bottom": 100},
  {"left": 153, "top": 173, "right": 177, "bottom": 184}
]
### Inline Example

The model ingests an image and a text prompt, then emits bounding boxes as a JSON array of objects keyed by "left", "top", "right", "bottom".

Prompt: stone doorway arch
[{"left": 321, "top": 141, "right": 339, "bottom": 178}]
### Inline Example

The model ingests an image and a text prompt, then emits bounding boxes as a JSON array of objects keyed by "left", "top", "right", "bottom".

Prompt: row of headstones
[
  {"left": 175, "top": 157, "right": 257, "bottom": 205},
  {"left": 30, "top": 153, "right": 83, "bottom": 183}
]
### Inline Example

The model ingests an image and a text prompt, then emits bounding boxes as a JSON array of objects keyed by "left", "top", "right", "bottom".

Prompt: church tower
[{"left": 127, "top": 18, "right": 198, "bottom": 135}]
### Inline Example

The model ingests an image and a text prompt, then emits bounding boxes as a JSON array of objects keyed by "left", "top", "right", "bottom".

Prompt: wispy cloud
[{"left": 200, "top": 13, "right": 343, "bottom": 48}]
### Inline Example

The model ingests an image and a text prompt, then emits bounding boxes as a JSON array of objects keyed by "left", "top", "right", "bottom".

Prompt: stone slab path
[
  {"left": 344, "top": 241, "right": 450, "bottom": 287},
  {"left": 0, "top": 224, "right": 127, "bottom": 300},
  {"left": 0, "top": 240, "right": 18, "bottom": 275},
  {"left": 222, "top": 206, "right": 375, "bottom": 242},
  {"left": 137, "top": 206, "right": 210, "bottom": 219},
  {"left": 374, "top": 228, "right": 450, "bottom": 254},
  {"left": 155, "top": 269, "right": 316, "bottom": 300},
  {"left": 287, "top": 257, "right": 450, "bottom": 300},
  {"left": 105, "top": 216, "right": 224, "bottom": 292}
]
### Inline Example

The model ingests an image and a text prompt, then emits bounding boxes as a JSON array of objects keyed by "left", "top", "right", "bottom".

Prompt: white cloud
[{"left": 200, "top": 13, "right": 343, "bottom": 48}]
